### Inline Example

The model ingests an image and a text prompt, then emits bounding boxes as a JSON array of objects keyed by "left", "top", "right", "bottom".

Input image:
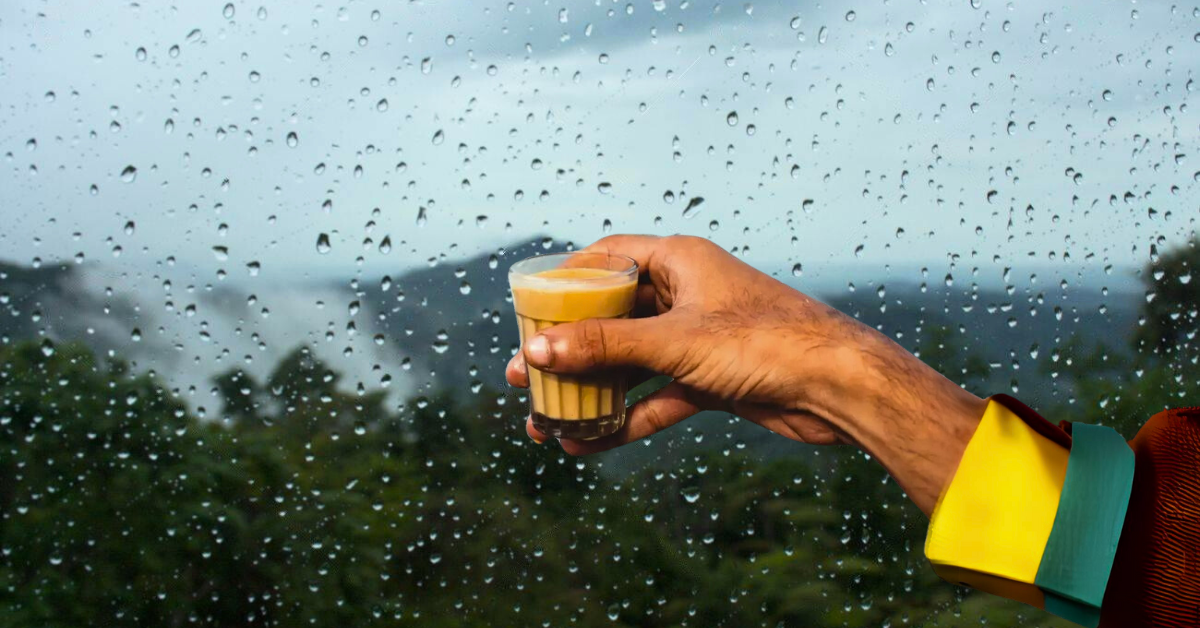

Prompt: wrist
[{"left": 806, "top": 329, "right": 984, "bottom": 516}]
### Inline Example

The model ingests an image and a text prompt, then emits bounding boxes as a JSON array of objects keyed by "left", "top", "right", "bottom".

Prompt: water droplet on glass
[
  {"left": 663, "top": 190, "right": 675, "bottom": 204},
  {"left": 286, "top": 132, "right": 298, "bottom": 147},
  {"left": 316, "top": 233, "right": 332, "bottom": 254},
  {"left": 432, "top": 130, "right": 444, "bottom": 145},
  {"left": 597, "top": 182, "right": 612, "bottom": 194},
  {"left": 421, "top": 57, "right": 432, "bottom": 74},
  {"left": 135, "top": 47, "right": 147, "bottom": 61},
  {"left": 845, "top": 10, "right": 856, "bottom": 21},
  {"left": 681, "top": 196, "right": 705, "bottom": 219},
  {"left": 120, "top": 165, "right": 137, "bottom": 183},
  {"left": 818, "top": 26, "right": 829, "bottom": 44},
  {"left": 726, "top": 111, "right": 738, "bottom": 126},
  {"left": 602, "top": 219, "right": 613, "bottom": 233},
  {"left": 792, "top": 263, "right": 803, "bottom": 277},
  {"left": 223, "top": 2, "right": 235, "bottom": 18},
  {"left": 376, "top": 99, "right": 388, "bottom": 111}
]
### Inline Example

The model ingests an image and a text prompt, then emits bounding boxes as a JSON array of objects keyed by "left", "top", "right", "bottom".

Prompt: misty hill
[{"left": 0, "top": 242, "right": 1143, "bottom": 422}]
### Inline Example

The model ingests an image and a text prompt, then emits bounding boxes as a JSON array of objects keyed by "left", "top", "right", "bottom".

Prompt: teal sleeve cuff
[{"left": 1035, "top": 421, "right": 1136, "bottom": 626}]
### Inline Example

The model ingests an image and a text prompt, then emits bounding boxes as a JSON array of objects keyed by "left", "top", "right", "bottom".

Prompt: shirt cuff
[{"left": 924, "top": 395, "right": 1135, "bottom": 627}]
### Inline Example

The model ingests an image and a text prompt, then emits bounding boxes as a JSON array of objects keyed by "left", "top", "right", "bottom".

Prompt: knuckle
[
  {"left": 666, "top": 234, "right": 711, "bottom": 252},
  {"left": 576, "top": 319, "right": 609, "bottom": 366}
]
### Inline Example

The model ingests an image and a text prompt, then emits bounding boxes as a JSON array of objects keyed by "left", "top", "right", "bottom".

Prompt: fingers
[
  {"left": 523, "top": 316, "right": 681, "bottom": 376},
  {"left": 506, "top": 351, "right": 529, "bottom": 388},
  {"left": 580, "top": 235, "right": 664, "bottom": 279},
  {"left": 527, "top": 381, "right": 700, "bottom": 455}
]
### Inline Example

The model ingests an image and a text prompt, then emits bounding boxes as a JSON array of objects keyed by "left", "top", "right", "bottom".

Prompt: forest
[{"left": 1, "top": 241, "right": 1195, "bottom": 627}]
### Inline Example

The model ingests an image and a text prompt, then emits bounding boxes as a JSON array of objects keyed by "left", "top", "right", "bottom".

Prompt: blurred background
[{"left": 0, "top": 0, "right": 1196, "bottom": 625}]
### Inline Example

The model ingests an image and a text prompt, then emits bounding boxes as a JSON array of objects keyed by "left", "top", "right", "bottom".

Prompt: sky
[
  {"left": 2, "top": 0, "right": 1196, "bottom": 285},
  {"left": 0, "top": 0, "right": 1196, "bottom": 402}
]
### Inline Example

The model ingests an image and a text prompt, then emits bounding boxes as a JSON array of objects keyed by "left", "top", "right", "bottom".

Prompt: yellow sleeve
[{"left": 925, "top": 398, "right": 1070, "bottom": 608}]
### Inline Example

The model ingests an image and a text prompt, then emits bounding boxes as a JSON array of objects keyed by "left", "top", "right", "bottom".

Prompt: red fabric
[
  {"left": 990, "top": 393, "right": 1074, "bottom": 449},
  {"left": 1100, "top": 407, "right": 1200, "bottom": 627}
]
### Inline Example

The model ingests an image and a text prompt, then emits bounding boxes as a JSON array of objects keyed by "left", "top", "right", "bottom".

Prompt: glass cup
[{"left": 509, "top": 252, "right": 639, "bottom": 440}]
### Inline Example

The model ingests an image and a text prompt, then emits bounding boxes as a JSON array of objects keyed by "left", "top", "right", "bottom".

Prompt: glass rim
[{"left": 508, "top": 251, "right": 638, "bottom": 283}]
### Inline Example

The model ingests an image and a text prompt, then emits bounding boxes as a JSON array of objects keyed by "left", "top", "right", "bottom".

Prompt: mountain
[{"left": 0, "top": 241, "right": 1142, "bottom": 422}]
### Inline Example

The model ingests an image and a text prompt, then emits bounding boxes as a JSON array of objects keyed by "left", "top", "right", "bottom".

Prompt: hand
[{"left": 506, "top": 234, "right": 984, "bottom": 515}]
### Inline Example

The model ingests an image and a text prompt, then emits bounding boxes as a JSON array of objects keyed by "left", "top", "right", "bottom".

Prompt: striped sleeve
[{"left": 924, "top": 396, "right": 1135, "bottom": 627}]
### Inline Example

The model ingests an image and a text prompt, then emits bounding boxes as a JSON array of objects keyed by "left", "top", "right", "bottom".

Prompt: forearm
[{"left": 800, "top": 328, "right": 985, "bottom": 516}]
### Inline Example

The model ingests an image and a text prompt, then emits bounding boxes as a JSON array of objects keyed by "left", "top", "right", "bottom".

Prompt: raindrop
[
  {"left": 726, "top": 111, "right": 738, "bottom": 126},
  {"left": 792, "top": 264, "right": 803, "bottom": 276},
  {"left": 169, "top": 44, "right": 180, "bottom": 57},
  {"left": 663, "top": 190, "right": 675, "bottom": 204},
  {"left": 186, "top": 29, "right": 202, "bottom": 43},
  {"left": 223, "top": 2, "right": 235, "bottom": 18},
  {"left": 845, "top": 10, "right": 856, "bottom": 21},
  {"left": 286, "top": 132, "right": 298, "bottom": 147},
  {"left": 818, "top": 26, "right": 829, "bottom": 44},
  {"left": 432, "top": 130, "right": 445, "bottom": 145},
  {"left": 884, "top": 42, "right": 894, "bottom": 56},
  {"left": 421, "top": 57, "right": 432, "bottom": 74},
  {"left": 377, "top": 99, "right": 388, "bottom": 111},
  {"left": 597, "top": 182, "right": 612, "bottom": 194},
  {"left": 681, "top": 196, "right": 705, "bottom": 219},
  {"left": 790, "top": 16, "right": 801, "bottom": 29},
  {"left": 316, "top": 233, "right": 332, "bottom": 254},
  {"left": 135, "top": 47, "right": 147, "bottom": 61},
  {"left": 602, "top": 219, "right": 613, "bottom": 233},
  {"left": 120, "top": 165, "right": 138, "bottom": 183}
]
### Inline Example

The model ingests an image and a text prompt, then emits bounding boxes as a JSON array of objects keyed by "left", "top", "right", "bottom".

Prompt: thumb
[{"left": 523, "top": 316, "right": 680, "bottom": 374}]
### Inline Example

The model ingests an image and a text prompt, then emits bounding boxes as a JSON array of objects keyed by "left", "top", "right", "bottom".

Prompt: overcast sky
[{"left": 2, "top": 0, "right": 1196, "bottom": 291}]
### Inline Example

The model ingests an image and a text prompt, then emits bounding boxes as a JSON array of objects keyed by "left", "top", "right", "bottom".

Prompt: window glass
[{"left": 2, "top": 1, "right": 1195, "bottom": 625}]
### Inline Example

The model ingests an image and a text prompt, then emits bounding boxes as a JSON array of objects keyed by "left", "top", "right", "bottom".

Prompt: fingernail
[{"left": 526, "top": 335, "right": 551, "bottom": 367}]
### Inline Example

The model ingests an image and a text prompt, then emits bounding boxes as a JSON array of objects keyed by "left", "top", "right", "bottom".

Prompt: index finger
[{"left": 579, "top": 234, "right": 665, "bottom": 281}]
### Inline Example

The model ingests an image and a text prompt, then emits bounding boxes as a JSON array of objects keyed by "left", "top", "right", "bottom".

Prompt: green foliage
[{"left": 1, "top": 246, "right": 1195, "bottom": 626}]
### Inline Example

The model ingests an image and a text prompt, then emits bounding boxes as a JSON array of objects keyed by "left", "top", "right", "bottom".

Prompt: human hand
[{"left": 506, "top": 234, "right": 984, "bottom": 515}]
